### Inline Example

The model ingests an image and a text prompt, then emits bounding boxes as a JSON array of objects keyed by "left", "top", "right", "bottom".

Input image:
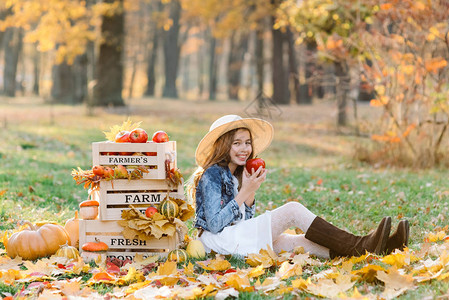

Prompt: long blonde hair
[{"left": 186, "top": 128, "right": 253, "bottom": 204}]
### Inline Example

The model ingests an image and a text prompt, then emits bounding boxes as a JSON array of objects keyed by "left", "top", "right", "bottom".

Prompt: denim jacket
[{"left": 195, "top": 164, "right": 256, "bottom": 234}]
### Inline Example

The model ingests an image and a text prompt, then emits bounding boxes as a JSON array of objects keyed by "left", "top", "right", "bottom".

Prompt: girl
[{"left": 187, "top": 115, "right": 409, "bottom": 258}]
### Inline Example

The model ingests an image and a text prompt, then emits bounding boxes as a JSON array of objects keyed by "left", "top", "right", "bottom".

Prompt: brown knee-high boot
[
  {"left": 305, "top": 216, "right": 391, "bottom": 258},
  {"left": 384, "top": 220, "right": 409, "bottom": 254}
]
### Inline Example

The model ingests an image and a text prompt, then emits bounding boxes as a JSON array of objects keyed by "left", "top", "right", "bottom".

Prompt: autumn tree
[
  {"left": 1, "top": 0, "right": 95, "bottom": 102},
  {"left": 184, "top": 0, "right": 272, "bottom": 101},
  {"left": 144, "top": 0, "right": 163, "bottom": 97},
  {"left": 279, "top": 0, "right": 376, "bottom": 124},
  {"left": 161, "top": 0, "right": 182, "bottom": 99},
  {"left": 93, "top": 0, "right": 125, "bottom": 106},
  {"left": 3, "top": 26, "right": 22, "bottom": 97},
  {"left": 358, "top": 1, "right": 449, "bottom": 167}
]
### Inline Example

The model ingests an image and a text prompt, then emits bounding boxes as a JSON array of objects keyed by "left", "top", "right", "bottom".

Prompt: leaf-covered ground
[
  {"left": 1, "top": 234, "right": 449, "bottom": 299},
  {"left": 1, "top": 98, "right": 449, "bottom": 298}
]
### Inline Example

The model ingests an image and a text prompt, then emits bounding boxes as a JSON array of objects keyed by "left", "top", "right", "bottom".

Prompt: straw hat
[{"left": 195, "top": 115, "right": 274, "bottom": 167}]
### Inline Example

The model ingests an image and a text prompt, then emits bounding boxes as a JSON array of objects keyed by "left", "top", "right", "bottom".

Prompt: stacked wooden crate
[{"left": 78, "top": 141, "right": 183, "bottom": 260}]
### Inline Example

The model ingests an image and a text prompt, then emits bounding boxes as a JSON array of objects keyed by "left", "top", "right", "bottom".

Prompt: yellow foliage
[
  {"left": 197, "top": 256, "right": 231, "bottom": 271},
  {"left": 425, "top": 57, "right": 447, "bottom": 73},
  {"left": 103, "top": 119, "right": 142, "bottom": 141},
  {"left": 426, "top": 230, "right": 446, "bottom": 243}
]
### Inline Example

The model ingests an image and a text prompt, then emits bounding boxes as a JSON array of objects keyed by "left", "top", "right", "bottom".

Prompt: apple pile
[
  {"left": 114, "top": 128, "right": 169, "bottom": 144},
  {"left": 92, "top": 165, "right": 129, "bottom": 179}
]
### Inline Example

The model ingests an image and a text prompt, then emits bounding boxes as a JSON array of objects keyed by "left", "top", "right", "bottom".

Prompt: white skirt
[{"left": 199, "top": 211, "right": 272, "bottom": 257}]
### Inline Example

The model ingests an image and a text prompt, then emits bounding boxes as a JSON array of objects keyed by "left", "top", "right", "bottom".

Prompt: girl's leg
[
  {"left": 270, "top": 201, "right": 317, "bottom": 238},
  {"left": 273, "top": 233, "right": 330, "bottom": 258},
  {"left": 270, "top": 202, "right": 329, "bottom": 257},
  {"left": 270, "top": 201, "right": 392, "bottom": 257}
]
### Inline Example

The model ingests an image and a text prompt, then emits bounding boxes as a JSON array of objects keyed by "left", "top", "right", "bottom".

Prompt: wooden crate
[
  {"left": 79, "top": 219, "right": 179, "bottom": 260},
  {"left": 92, "top": 141, "right": 176, "bottom": 180},
  {"left": 98, "top": 179, "right": 184, "bottom": 221}
]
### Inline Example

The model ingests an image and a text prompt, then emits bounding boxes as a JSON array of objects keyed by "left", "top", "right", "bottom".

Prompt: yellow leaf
[
  {"left": 291, "top": 277, "right": 310, "bottom": 290},
  {"left": 0, "top": 256, "right": 23, "bottom": 271},
  {"left": 158, "top": 261, "right": 177, "bottom": 276},
  {"left": 59, "top": 280, "right": 83, "bottom": 297},
  {"left": 305, "top": 276, "right": 355, "bottom": 298},
  {"left": 426, "top": 230, "right": 446, "bottom": 242},
  {"left": 247, "top": 265, "right": 265, "bottom": 278},
  {"left": 276, "top": 261, "right": 302, "bottom": 279},
  {"left": 197, "top": 256, "right": 231, "bottom": 271},
  {"left": 0, "top": 269, "right": 23, "bottom": 285},
  {"left": 377, "top": 266, "right": 415, "bottom": 297},
  {"left": 125, "top": 281, "right": 151, "bottom": 294},
  {"left": 353, "top": 264, "right": 386, "bottom": 282},
  {"left": 382, "top": 252, "right": 408, "bottom": 268},
  {"left": 225, "top": 273, "right": 253, "bottom": 292},
  {"left": 425, "top": 57, "right": 447, "bottom": 73},
  {"left": 103, "top": 118, "right": 142, "bottom": 141},
  {"left": 184, "top": 262, "right": 195, "bottom": 277},
  {"left": 117, "top": 267, "right": 145, "bottom": 285}
]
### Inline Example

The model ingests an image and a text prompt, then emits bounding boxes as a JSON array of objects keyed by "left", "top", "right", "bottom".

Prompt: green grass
[{"left": 1, "top": 97, "right": 448, "bottom": 298}]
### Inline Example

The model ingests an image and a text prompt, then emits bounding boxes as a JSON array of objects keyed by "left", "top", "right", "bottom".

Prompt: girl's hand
[{"left": 242, "top": 166, "right": 267, "bottom": 193}]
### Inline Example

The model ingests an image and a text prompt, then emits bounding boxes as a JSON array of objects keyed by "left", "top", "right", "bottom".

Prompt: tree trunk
[
  {"left": 227, "top": 31, "right": 250, "bottom": 100},
  {"left": 208, "top": 30, "right": 217, "bottom": 101},
  {"left": 286, "top": 28, "right": 300, "bottom": 104},
  {"left": 74, "top": 54, "right": 88, "bottom": 103},
  {"left": 3, "top": 27, "right": 23, "bottom": 97},
  {"left": 335, "top": 60, "right": 349, "bottom": 126},
  {"left": 271, "top": 17, "right": 289, "bottom": 105},
  {"left": 32, "top": 46, "right": 40, "bottom": 95},
  {"left": 93, "top": 0, "right": 125, "bottom": 106},
  {"left": 51, "top": 61, "right": 75, "bottom": 103},
  {"left": 0, "top": 9, "right": 11, "bottom": 55},
  {"left": 255, "top": 25, "right": 265, "bottom": 94},
  {"left": 162, "top": 0, "right": 181, "bottom": 98},
  {"left": 144, "top": 0, "right": 161, "bottom": 97},
  {"left": 145, "top": 23, "right": 159, "bottom": 96},
  {"left": 197, "top": 31, "right": 205, "bottom": 98},
  {"left": 300, "top": 40, "right": 316, "bottom": 104}
]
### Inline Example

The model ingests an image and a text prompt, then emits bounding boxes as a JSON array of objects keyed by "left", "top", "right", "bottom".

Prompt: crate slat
[
  {"left": 79, "top": 220, "right": 178, "bottom": 260},
  {"left": 92, "top": 141, "right": 176, "bottom": 180},
  {"left": 98, "top": 179, "right": 184, "bottom": 221}
]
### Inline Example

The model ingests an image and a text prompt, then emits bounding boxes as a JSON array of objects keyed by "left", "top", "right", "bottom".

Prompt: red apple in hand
[
  {"left": 145, "top": 206, "right": 158, "bottom": 218},
  {"left": 129, "top": 128, "right": 148, "bottom": 143},
  {"left": 115, "top": 131, "right": 130, "bottom": 143},
  {"left": 152, "top": 131, "right": 169, "bottom": 143},
  {"left": 246, "top": 158, "right": 266, "bottom": 174}
]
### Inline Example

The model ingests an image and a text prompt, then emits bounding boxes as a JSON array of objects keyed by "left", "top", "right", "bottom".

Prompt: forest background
[{"left": 1, "top": 1, "right": 449, "bottom": 298}]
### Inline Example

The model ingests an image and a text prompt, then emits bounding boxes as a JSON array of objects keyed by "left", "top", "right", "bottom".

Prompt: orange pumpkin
[
  {"left": 82, "top": 238, "right": 109, "bottom": 252},
  {"left": 79, "top": 200, "right": 99, "bottom": 220},
  {"left": 64, "top": 211, "right": 80, "bottom": 247},
  {"left": 81, "top": 238, "right": 109, "bottom": 263},
  {"left": 6, "top": 221, "right": 71, "bottom": 260}
]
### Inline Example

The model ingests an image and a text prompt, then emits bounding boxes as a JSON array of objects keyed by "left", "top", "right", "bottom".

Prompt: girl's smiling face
[{"left": 228, "top": 129, "right": 252, "bottom": 173}]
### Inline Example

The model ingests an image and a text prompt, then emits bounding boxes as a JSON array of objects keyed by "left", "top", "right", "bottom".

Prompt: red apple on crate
[
  {"left": 129, "top": 128, "right": 148, "bottom": 143},
  {"left": 115, "top": 131, "right": 130, "bottom": 143},
  {"left": 103, "top": 167, "right": 114, "bottom": 179},
  {"left": 152, "top": 131, "right": 169, "bottom": 143},
  {"left": 145, "top": 206, "right": 158, "bottom": 218},
  {"left": 245, "top": 158, "right": 265, "bottom": 174}
]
